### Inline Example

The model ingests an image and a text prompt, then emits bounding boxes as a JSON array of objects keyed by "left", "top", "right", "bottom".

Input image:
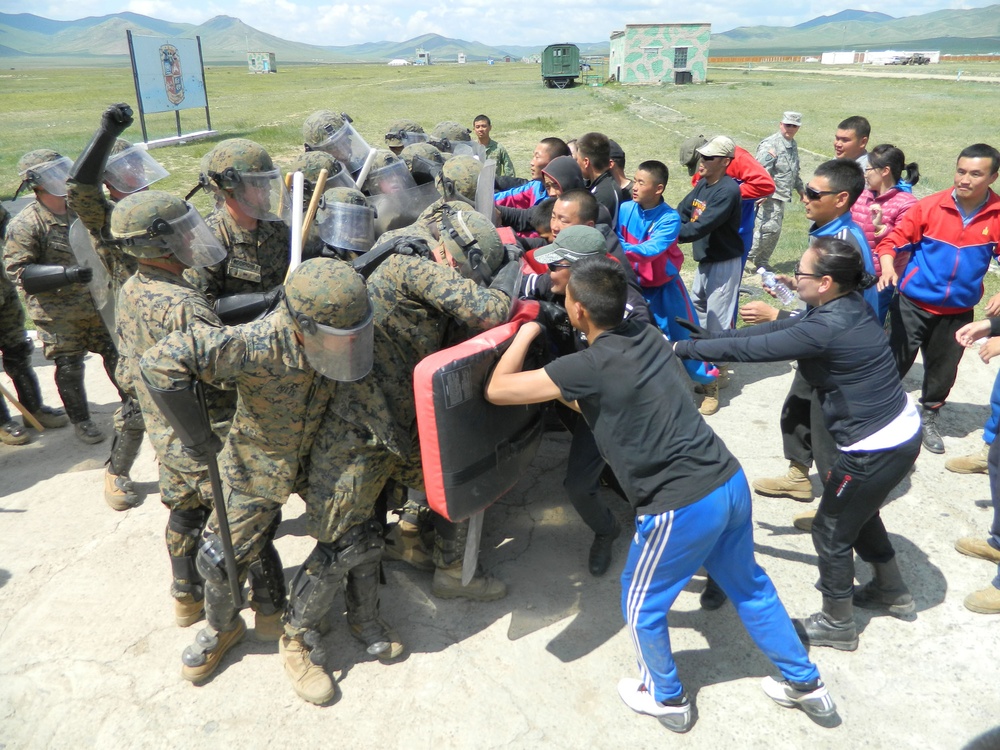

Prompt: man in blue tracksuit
[{"left": 486, "top": 255, "right": 836, "bottom": 734}]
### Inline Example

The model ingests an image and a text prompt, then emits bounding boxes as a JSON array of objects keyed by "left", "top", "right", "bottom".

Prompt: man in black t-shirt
[{"left": 486, "top": 256, "right": 836, "bottom": 734}]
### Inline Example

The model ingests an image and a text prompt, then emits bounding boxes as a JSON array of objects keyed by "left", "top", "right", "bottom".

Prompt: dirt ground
[{"left": 2, "top": 329, "right": 1000, "bottom": 749}]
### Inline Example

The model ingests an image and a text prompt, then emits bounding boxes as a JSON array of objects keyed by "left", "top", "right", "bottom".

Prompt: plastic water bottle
[{"left": 757, "top": 268, "right": 796, "bottom": 305}]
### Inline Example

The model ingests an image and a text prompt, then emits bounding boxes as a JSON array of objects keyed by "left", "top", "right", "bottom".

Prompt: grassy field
[{"left": 3, "top": 61, "right": 1000, "bottom": 306}]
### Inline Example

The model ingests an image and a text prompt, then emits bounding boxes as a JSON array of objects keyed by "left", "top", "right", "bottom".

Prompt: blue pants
[
  {"left": 642, "top": 280, "right": 718, "bottom": 385},
  {"left": 983, "top": 368, "right": 1000, "bottom": 445},
  {"left": 620, "top": 469, "right": 819, "bottom": 703},
  {"left": 986, "top": 437, "right": 1000, "bottom": 589}
]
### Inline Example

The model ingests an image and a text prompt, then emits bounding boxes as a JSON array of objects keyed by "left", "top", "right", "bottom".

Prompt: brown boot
[
  {"left": 174, "top": 594, "right": 205, "bottom": 628},
  {"left": 964, "top": 585, "right": 1000, "bottom": 614},
  {"left": 280, "top": 634, "right": 336, "bottom": 705},
  {"left": 793, "top": 510, "right": 816, "bottom": 532},
  {"left": 698, "top": 381, "right": 720, "bottom": 416},
  {"left": 753, "top": 461, "right": 813, "bottom": 501},
  {"left": 254, "top": 610, "right": 284, "bottom": 642},
  {"left": 955, "top": 537, "right": 1000, "bottom": 564},
  {"left": 104, "top": 469, "right": 140, "bottom": 511},
  {"left": 181, "top": 618, "right": 246, "bottom": 684},
  {"left": 945, "top": 443, "right": 990, "bottom": 474},
  {"left": 694, "top": 368, "right": 730, "bottom": 394},
  {"left": 432, "top": 562, "right": 507, "bottom": 601},
  {"left": 383, "top": 520, "right": 435, "bottom": 572},
  {"left": 30, "top": 405, "right": 69, "bottom": 428},
  {"left": 0, "top": 419, "right": 29, "bottom": 446}
]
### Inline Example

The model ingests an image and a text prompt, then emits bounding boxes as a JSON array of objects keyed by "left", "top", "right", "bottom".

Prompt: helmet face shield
[
  {"left": 400, "top": 130, "right": 429, "bottom": 147},
  {"left": 315, "top": 122, "right": 371, "bottom": 173},
  {"left": 316, "top": 201, "right": 375, "bottom": 254},
  {"left": 104, "top": 146, "right": 169, "bottom": 194},
  {"left": 230, "top": 169, "right": 291, "bottom": 223},
  {"left": 450, "top": 142, "right": 488, "bottom": 161},
  {"left": 161, "top": 206, "right": 228, "bottom": 268},
  {"left": 364, "top": 160, "right": 416, "bottom": 196},
  {"left": 371, "top": 181, "right": 439, "bottom": 237},
  {"left": 26, "top": 156, "right": 72, "bottom": 197},
  {"left": 299, "top": 307, "right": 375, "bottom": 382}
]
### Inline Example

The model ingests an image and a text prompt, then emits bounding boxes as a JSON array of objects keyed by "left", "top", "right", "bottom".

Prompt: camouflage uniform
[
  {"left": 2, "top": 199, "right": 121, "bottom": 426},
  {"left": 66, "top": 181, "right": 138, "bottom": 290},
  {"left": 140, "top": 304, "right": 336, "bottom": 629},
  {"left": 116, "top": 264, "right": 237, "bottom": 603},
  {"left": 185, "top": 206, "right": 290, "bottom": 301}
]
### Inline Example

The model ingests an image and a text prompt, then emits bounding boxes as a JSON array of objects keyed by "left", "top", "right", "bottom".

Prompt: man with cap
[
  {"left": 473, "top": 115, "right": 516, "bottom": 178},
  {"left": 749, "top": 112, "right": 805, "bottom": 273},
  {"left": 523, "top": 224, "right": 652, "bottom": 575},
  {"left": 608, "top": 140, "right": 633, "bottom": 205},
  {"left": 677, "top": 137, "right": 743, "bottom": 338}
]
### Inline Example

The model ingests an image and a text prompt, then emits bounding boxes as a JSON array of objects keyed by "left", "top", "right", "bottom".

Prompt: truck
[{"left": 541, "top": 43, "right": 580, "bottom": 89}]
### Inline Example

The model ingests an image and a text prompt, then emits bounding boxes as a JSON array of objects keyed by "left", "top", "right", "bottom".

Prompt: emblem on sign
[{"left": 160, "top": 44, "right": 185, "bottom": 105}]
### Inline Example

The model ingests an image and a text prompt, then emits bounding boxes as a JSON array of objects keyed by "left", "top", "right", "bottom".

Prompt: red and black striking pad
[{"left": 415, "top": 300, "right": 544, "bottom": 522}]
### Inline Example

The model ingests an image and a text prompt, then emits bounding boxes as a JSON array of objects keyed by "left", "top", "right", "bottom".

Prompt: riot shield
[
  {"left": 68, "top": 219, "right": 116, "bottom": 340},
  {"left": 370, "top": 181, "right": 439, "bottom": 237}
]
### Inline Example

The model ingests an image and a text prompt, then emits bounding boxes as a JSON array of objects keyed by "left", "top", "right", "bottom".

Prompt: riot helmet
[
  {"left": 103, "top": 140, "right": 169, "bottom": 195},
  {"left": 436, "top": 206, "right": 504, "bottom": 285},
  {"left": 17, "top": 149, "right": 72, "bottom": 197},
  {"left": 362, "top": 150, "right": 415, "bottom": 196},
  {"left": 385, "top": 119, "right": 427, "bottom": 150},
  {"left": 429, "top": 121, "right": 472, "bottom": 153},
  {"left": 302, "top": 110, "right": 371, "bottom": 173},
  {"left": 315, "top": 187, "right": 375, "bottom": 255},
  {"left": 434, "top": 155, "right": 482, "bottom": 204},
  {"left": 203, "top": 138, "right": 289, "bottom": 222},
  {"left": 110, "top": 190, "right": 227, "bottom": 268}
]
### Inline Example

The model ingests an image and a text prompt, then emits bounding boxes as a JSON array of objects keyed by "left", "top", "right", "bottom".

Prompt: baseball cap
[
  {"left": 696, "top": 136, "right": 735, "bottom": 159},
  {"left": 782, "top": 111, "right": 803, "bottom": 126},
  {"left": 608, "top": 139, "right": 626, "bottom": 163},
  {"left": 534, "top": 224, "right": 606, "bottom": 264}
]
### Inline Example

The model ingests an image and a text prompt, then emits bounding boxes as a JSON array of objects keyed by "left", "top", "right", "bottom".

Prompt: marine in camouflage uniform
[
  {"left": 110, "top": 189, "right": 239, "bottom": 627},
  {"left": 384, "top": 118, "right": 427, "bottom": 155},
  {"left": 184, "top": 139, "right": 290, "bottom": 303},
  {"left": 3, "top": 149, "right": 123, "bottom": 444},
  {"left": 0, "top": 202, "right": 70, "bottom": 444},
  {"left": 140, "top": 258, "right": 371, "bottom": 691},
  {"left": 310, "top": 207, "right": 515, "bottom": 616},
  {"left": 749, "top": 112, "right": 806, "bottom": 271}
]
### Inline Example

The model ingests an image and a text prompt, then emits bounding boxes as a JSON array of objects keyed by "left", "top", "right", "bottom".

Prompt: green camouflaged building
[{"left": 609, "top": 23, "right": 711, "bottom": 85}]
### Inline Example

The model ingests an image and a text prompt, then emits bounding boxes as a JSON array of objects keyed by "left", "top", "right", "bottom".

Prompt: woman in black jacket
[{"left": 674, "top": 236, "right": 922, "bottom": 651}]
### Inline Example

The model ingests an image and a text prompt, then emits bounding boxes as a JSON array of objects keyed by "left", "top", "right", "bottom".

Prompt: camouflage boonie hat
[
  {"left": 303, "top": 110, "right": 347, "bottom": 149},
  {"left": 437, "top": 207, "right": 504, "bottom": 276},
  {"left": 385, "top": 119, "right": 425, "bottom": 148},
  {"left": 17, "top": 149, "right": 63, "bottom": 179},
  {"left": 434, "top": 155, "right": 482, "bottom": 203},
  {"left": 400, "top": 142, "right": 445, "bottom": 172},
  {"left": 285, "top": 257, "right": 370, "bottom": 330},
  {"left": 111, "top": 190, "right": 190, "bottom": 258},
  {"left": 204, "top": 138, "right": 275, "bottom": 189},
  {"left": 322, "top": 187, "right": 368, "bottom": 208}
]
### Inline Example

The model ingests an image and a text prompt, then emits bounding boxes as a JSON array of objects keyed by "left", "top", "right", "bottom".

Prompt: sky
[{"left": 22, "top": 0, "right": 1000, "bottom": 47}]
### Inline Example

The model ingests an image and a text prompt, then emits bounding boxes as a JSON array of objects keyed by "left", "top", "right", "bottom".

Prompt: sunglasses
[
  {"left": 700, "top": 155, "right": 721, "bottom": 162},
  {"left": 804, "top": 186, "right": 837, "bottom": 201},
  {"left": 547, "top": 262, "right": 572, "bottom": 272},
  {"left": 794, "top": 264, "right": 823, "bottom": 280}
]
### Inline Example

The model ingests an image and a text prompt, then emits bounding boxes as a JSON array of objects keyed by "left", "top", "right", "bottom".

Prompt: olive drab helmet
[
  {"left": 429, "top": 121, "right": 472, "bottom": 153},
  {"left": 203, "top": 138, "right": 289, "bottom": 222},
  {"left": 103, "top": 138, "right": 169, "bottom": 195},
  {"left": 362, "top": 149, "right": 415, "bottom": 196},
  {"left": 315, "top": 187, "right": 375, "bottom": 255},
  {"left": 283, "top": 257, "right": 374, "bottom": 381},
  {"left": 302, "top": 110, "right": 371, "bottom": 173},
  {"left": 110, "top": 190, "right": 226, "bottom": 268},
  {"left": 434, "top": 155, "right": 482, "bottom": 204},
  {"left": 16, "top": 149, "right": 72, "bottom": 198},
  {"left": 400, "top": 142, "right": 445, "bottom": 184},
  {"left": 436, "top": 206, "right": 504, "bottom": 285},
  {"left": 384, "top": 119, "right": 427, "bottom": 150},
  {"left": 285, "top": 151, "right": 354, "bottom": 196}
]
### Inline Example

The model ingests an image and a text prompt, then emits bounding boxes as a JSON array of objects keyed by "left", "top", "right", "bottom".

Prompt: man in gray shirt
[{"left": 749, "top": 112, "right": 805, "bottom": 272}]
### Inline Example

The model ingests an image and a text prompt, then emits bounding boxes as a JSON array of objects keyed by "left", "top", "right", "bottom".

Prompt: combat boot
[
  {"left": 945, "top": 443, "right": 990, "bottom": 474},
  {"left": 964, "top": 585, "right": 1000, "bottom": 614},
  {"left": 432, "top": 562, "right": 507, "bottom": 601},
  {"left": 753, "top": 461, "right": 813, "bottom": 500},
  {"left": 174, "top": 594, "right": 205, "bottom": 628},
  {"left": 698, "top": 381, "right": 720, "bottom": 416},
  {"left": 55, "top": 355, "right": 105, "bottom": 444},
  {"left": 853, "top": 558, "right": 915, "bottom": 616},
  {"left": 74, "top": 420, "right": 105, "bottom": 444},
  {"left": 254, "top": 610, "right": 285, "bottom": 642},
  {"left": 104, "top": 472, "right": 139, "bottom": 511},
  {"left": 1, "top": 419, "right": 29, "bottom": 446},
  {"left": 345, "top": 563, "right": 406, "bottom": 662},
  {"left": 383, "top": 519, "right": 434, "bottom": 571},
  {"left": 955, "top": 537, "right": 1000, "bottom": 563},
  {"left": 794, "top": 596, "right": 858, "bottom": 651},
  {"left": 280, "top": 634, "right": 336, "bottom": 705},
  {"left": 920, "top": 406, "right": 945, "bottom": 454},
  {"left": 181, "top": 617, "right": 246, "bottom": 683},
  {"left": 694, "top": 368, "right": 729, "bottom": 394},
  {"left": 29, "top": 405, "right": 69, "bottom": 429},
  {"left": 793, "top": 510, "right": 816, "bottom": 532}
]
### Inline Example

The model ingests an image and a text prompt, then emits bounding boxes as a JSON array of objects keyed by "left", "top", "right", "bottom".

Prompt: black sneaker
[
  {"left": 588, "top": 519, "right": 621, "bottom": 577},
  {"left": 700, "top": 577, "right": 728, "bottom": 610}
]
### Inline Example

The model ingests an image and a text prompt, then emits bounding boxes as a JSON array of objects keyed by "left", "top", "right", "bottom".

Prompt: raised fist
[
  {"left": 102, "top": 103, "right": 134, "bottom": 135},
  {"left": 66, "top": 265, "right": 94, "bottom": 285}
]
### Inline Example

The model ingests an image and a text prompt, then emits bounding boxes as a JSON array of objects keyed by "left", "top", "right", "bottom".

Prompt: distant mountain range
[{"left": 1, "top": 7, "right": 998, "bottom": 64}]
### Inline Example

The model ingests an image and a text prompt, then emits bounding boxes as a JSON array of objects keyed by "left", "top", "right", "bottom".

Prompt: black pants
[
  {"left": 811, "top": 430, "right": 922, "bottom": 600},
  {"left": 780, "top": 369, "right": 838, "bottom": 478},
  {"left": 564, "top": 418, "right": 618, "bottom": 537},
  {"left": 888, "top": 293, "right": 973, "bottom": 410}
]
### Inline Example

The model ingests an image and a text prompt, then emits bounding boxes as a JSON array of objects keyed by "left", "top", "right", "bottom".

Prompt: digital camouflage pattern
[
  {"left": 323, "top": 187, "right": 368, "bottom": 207},
  {"left": 140, "top": 305, "right": 338, "bottom": 564},
  {"left": 185, "top": 204, "right": 290, "bottom": 300},
  {"left": 203, "top": 139, "right": 275, "bottom": 189},
  {"left": 430, "top": 121, "right": 472, "bottom": 149},
  {"left": 3, "top": 200, "right": 116, "bottom": 359},
  {"left": 385, "top": 119, "right": 425, "bottom": 148},
  {"left": 0, "top": 268, "right": 28, "bottom": 350},
  {"left": 435, "top": 155, "right": 482, "bottom": 204},
  {"left": 67, "top": 180, "right": 139, "bottom": 286},
  {"left": 400, "top": 142, "right": 445, "bottom": 173},
  {"left": 285, "top": 256, "right": 370, "bottom": 329},
  {"left": 116, "top": 264, "right": 236, "bottom": 555},
  {"left": 756, "top": 131, "right": 804, "bottom": 203},
  {"left": 302, "top": 110, "right": 346, "bottom": 149}
]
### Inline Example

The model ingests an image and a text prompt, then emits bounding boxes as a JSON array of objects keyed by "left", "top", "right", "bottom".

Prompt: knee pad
[
  {"left": 2, "top": 336, "right": 34, "bottom": 372},
  {"left": 196, "top": 533, "right": 230, "bottom": 586},
  {"left": 54, "top": 354, "right": 85, "bottom": 381},
  {"left": 168, "top": 507, "right": 210, "bottom": 538}
]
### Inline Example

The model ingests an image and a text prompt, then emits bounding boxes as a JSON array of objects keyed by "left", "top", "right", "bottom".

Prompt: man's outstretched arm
[{"left": 485, "top": 322, "right": 568, "bottom": 407}]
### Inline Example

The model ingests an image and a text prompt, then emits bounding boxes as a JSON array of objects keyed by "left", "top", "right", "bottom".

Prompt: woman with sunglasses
[
  {"left": 673, "top": 236, "right": 922, "bottom": 651},
  {"left": 851, "top": 145, "right": 920, "bottom": 323}
]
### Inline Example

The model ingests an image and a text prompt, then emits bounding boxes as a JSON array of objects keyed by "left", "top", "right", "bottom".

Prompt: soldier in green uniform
[
  {"left": 109, "top": 189, "right": 243, "bottom": 627},
  {"left": 68, "top": 103, "right": 170, "bottom": 509},
  {"left": 3, "top": 149, "right": 123, "bottom": 444},
  {"left": 0, "top": 202, "right": 69, "bottom": 444},
  {"left": 140, "top": 258, "right": 374, "bottom": 689},
  {"left": 185, "top": 139, "right": 290, "bottom": 310}
]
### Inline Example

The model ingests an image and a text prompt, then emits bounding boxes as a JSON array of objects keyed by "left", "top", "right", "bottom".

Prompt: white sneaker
[
  {"left": 617, "top": 677, "right": 692, "bottom": 733},
  {"left": 761, "top": 675, "right": 836, "bottom": 718}
]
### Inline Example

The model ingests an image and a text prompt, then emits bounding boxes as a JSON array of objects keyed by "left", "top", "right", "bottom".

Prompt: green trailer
[{"left": 541, "top": 43, "right": 580, "bottom": 89}]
